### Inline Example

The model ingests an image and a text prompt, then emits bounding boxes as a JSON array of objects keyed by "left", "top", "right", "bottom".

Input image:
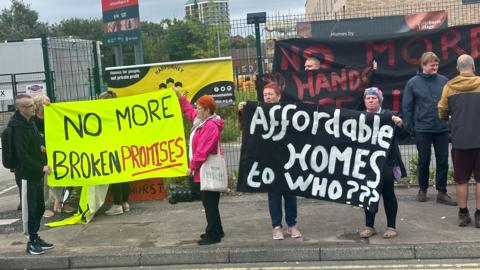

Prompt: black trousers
[
  {"left": 365, "top": 165, "right": 398, "bottom": 229},
  {"left": 415, "top": 132, "right": 449, "bottom": 193},
  {"left": 201, "top": 190, "right": 223, "bottom": 240},
  {"left": 20, "top": 177, "right": 45, "bottom": 242},
  {"left": 15, "top": 173, "right": 22, "bottom": 203},
  {"left": 111, "top": 182, "right": 130, "bottom": 204}
]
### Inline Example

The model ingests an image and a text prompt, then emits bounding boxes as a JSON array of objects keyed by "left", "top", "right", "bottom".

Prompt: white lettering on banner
[
  {"left": 272, "top": 104, "right": 296, "bottom": 141},
  {"left": 328, "top": 146, "right": 352, "bottom": 176},
  {"left": 247, "top": 161, "right": 275, "bottom": 188},
  {"left": 284, "top": 143, "right": 381, "bottom": 179},
  {"left": 264, "top": 105, "right": 280, "bottom": 140},
  {"left": 243, "top": 103, "right": 395, "bottom": 210},
  {"left": 285, "top": 172, "right": 313, "bottom": 191},
  {"left": 250, "top": 107, "right": 268, "bottom": 135},
  {"left": 346, "top": 180, "right": 359, "bottom": 199},
  {"left": 368, "top": 150, "right": 385, "bottom": 188},
  {"left": 249, "top": 106, "right": 394, "bottom": 149},
  {"left": 247, "top": 161, "right": 261, "bottom": 188},
  {"left": 352, "top": 149, "right": 369, "bottom": 179},
  {"left": 284, "top": 144, "right": 311, "bottom": 171},
  {"left": 292, "top": 110, "right": 310, "bottom": 131},
  {"left": 310, "top": 145, "right": 329, "bottom": 173},
  {"left": 325, "top": 109, "right": 341, "bottom": 138},
  {"left": 311, "top": 111, "right": 330, "bottom": 135}
]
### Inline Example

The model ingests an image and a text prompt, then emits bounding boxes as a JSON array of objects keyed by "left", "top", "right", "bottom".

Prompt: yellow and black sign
[
  {"left": 106, "top": 57, "right": 235, "bottom": 106},
  {"left": 44, "top": 89, "right": 188, "bottom": 187}
]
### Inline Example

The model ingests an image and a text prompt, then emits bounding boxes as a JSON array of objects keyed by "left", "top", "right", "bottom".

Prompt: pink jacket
[{"left": 179, "top": 96, "right": 224, "bottom": 183}]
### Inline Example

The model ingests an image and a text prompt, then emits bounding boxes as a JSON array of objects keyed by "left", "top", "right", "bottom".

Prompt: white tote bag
[{"left": 200, "top": 143, "right": 228, "bottom": 192}]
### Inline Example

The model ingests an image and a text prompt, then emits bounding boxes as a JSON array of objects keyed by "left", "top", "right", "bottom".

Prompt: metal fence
[
  {"left": 43, "top": 36, "right": 102, "bottom": 102},
  {"left": 208, "top": 0, "right": 480, "bottom": 180},
  {"left": 4, "top": 0, "right": 476, "bottom": 181}
]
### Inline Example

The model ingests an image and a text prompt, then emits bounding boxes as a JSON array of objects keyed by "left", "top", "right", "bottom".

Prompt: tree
[
  {"left": 0, "top": 0, "right": 48, "bottom": 40},
  {"left": 49, "top": 18, "right": 104, "bottom": 41},
  {"left": 163, "top": 19, "right": 211, "bottom": 61},
  {"left": 140, "top": 21, "right": 168, "bottom": 63}
]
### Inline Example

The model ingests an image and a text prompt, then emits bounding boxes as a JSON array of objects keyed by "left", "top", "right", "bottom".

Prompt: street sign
[{"left": 101, "top": 0, "right": 141, "bottom": 45}]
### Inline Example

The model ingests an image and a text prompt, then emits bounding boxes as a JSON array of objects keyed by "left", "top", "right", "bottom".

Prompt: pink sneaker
[
  {"left": 272, "top": 226, "right": 284, "bottom": 240},
  {"left": 287, "top": 225, "right": 302, "bottom": 238}
]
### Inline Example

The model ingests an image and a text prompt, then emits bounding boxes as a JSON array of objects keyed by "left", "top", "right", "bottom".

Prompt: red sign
[
  {"left": 102, "top": 0, "right": 138, "bottom": 12},
  {"left": 106, "top": 178, "right": 167, "bottom": 202}
]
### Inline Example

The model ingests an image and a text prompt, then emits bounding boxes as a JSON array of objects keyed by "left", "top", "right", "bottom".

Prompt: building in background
[
  {"left": 305, "top": 0, "right": 480, "bottom": 26},
  {"left": 184, "top": 0, "right": 229, "bottom": 25}
]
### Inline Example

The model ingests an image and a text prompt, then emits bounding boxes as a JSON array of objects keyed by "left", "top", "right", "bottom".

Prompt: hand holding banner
[{"left": 237, "top": 102, "right": 395, "bottom": 213}]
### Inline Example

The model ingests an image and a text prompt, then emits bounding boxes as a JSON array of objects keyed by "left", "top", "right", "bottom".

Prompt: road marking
[
  {"left": 0, "top": 218, "right": 19, "bottom": 225},
  {"left": 0, "top": 185, "right": 16, "bottom": 195}
]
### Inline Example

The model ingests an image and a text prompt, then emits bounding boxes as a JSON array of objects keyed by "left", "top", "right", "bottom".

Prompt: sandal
[
  {"left": 382, "top": 227, "right": 397, "bottom": 239},
  {"left": 359, "top": 227, "right": 376, "bottom": 238}
]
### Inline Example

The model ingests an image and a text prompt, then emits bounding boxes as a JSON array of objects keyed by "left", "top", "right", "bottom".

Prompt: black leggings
[{"left": 365, "top": 167, "right": 398, "bottom": 229}]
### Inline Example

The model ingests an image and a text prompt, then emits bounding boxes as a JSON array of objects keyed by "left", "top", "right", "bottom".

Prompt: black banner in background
[
  {"left": 237, "top": 102, "right": 395, "bottom": 213},
  {"left": 272, "top": 23, "right": 480, "bottom": 111},
  {"left": 256, "top": 68, "right": 373, "bottom": 110},
  {"left": 297, "top": 10, "right": 448, "bottom": 40}
]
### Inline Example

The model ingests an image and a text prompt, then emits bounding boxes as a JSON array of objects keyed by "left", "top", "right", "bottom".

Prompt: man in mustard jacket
[{"left": 438, "top": 54, "right": 480, "bottom": 228}]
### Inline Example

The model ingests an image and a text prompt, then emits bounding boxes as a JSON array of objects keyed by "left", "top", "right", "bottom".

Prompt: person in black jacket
[
  {"left": 11, "top": 94, "right": 52, "bottom": 255},
  {"left": 402, "top": 52, "right": 456, "bottom": 206},
  {"left": 359, "top": 87, "right": 408, "bottom": 239}
]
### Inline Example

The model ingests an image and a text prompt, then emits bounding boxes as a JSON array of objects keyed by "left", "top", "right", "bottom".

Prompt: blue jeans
[
  {"left": 268, "top": 191, "right": 297, "bottom": 228},
  {"left": 415, "top": 132, "right": 449, "bottom": 193}
]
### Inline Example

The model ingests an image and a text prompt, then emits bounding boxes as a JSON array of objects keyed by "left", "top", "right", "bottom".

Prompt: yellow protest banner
[
  {"left": 105, "top": 57, "right": 234, "bottom": 106},
  {"left": 44, "top": 89, "right": 188, "bottom": 187}
]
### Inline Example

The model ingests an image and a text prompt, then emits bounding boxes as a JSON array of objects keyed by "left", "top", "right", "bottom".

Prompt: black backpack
[{"left": 2, "top": 122, "right": 16, "bottom": 169}]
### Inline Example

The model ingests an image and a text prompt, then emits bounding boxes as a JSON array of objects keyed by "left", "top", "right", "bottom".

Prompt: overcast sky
[{"left": 0, "top": 0, "right": 306, "bottom": 24}]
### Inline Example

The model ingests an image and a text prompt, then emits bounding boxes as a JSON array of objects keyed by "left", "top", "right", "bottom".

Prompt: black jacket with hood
[{"left": 10, "top": 110, "right": 46, "bottom": 181}]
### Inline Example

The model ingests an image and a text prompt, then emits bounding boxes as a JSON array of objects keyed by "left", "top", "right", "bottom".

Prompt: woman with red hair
[
  {"left": 175, "top": 88, "right": 225, "bottom": 245},
  {"left": 238, "top": 82, "right": 302, "bottom": 240}
]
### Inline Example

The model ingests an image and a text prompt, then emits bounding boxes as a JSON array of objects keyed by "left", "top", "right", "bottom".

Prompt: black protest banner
[
  {"left": 237, "top": 102, "right": 395, "bottom": 213},
  {"left": 272, "top": 23, "right": 480, "bottom": 111},
  {"left": 256, "top": 68, "right": 373, "bottom": 110}
]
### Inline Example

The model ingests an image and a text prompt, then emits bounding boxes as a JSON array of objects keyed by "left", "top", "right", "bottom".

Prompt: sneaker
[
  {"left": 36, "top": 237, "right": 54, "bottom": 250},
  {"left": 437, "top": 192, "right": 458, "bottom": 206},
  {"left": 475, "top": 212, "right": 480, "bottom": 228},
  {"left": 417, "top": 189, "right": 427, "bottom": 202},
  {"left": 26, "top": 241, "right": 45, "bottom": 255},
  {"left": 287, "top": 225, "right": 302, "bottom": 238},
  {"left": 458, "top": 211, "right": 472, "bottom": 227},
  {"left": 272, "top": 226, "right": 284, "bottom": 240},
  {"left": 105, "top": 204, "right": 123, "bottom": 216},
  {"left": 122, "top": 202, "right": 130, "bottom": 212}
]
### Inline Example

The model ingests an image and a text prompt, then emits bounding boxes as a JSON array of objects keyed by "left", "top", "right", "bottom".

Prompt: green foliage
[
  {"left": 406, "top": 154, "right": 454, "bottom": 185},
  {"left": 49, "top": 18, "right": 103, "bottom": 40},
  {"left": 0, "top": 0, "right": 48, "bottom": 40},
  {"left": 0, "top": 1, "right": 233, "bottom": 65},
  {"left": 218, "top": 105, "right": 240, "bottom": 142},
  {"left": 230, "top": 35, "right": 256, "bottom": 49}
]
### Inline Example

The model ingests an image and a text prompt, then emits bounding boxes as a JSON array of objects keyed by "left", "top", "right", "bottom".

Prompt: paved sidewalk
[{"left": 1, "top": 185, "right": 480, "bottom": 269}]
